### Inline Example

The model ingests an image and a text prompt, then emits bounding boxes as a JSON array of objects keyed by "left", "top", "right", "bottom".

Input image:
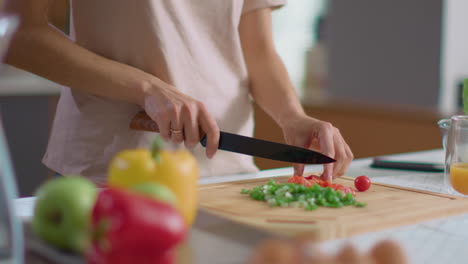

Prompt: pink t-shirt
[{"left": 43, "top": 0, "right": 286, "bottom": 184}]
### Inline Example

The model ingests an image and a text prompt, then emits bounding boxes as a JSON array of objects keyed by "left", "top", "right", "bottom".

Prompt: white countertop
[{"left": 16, "top": 149, "right": 466, "bottom": 264}]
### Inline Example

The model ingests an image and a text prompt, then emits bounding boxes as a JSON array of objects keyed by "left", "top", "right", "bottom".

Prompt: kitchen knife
[{"left": 129, "top": 111, "right": 336, "bottom": 164}]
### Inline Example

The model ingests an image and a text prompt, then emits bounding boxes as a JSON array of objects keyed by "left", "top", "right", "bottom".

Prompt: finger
[
  {"left": 330, "top": 129, "right": 348, "bottom": 179},
  {"left": 318, "top": 124, "right": 335, "bottom": 182},
  {"left": 337, "top": 142, "right": 353, "bottom": 177},
  {"left": 170, "top": 127, "right": 184, "bottom": 144},
  {"left": 294, "top": 164, "right": 305, "bottom": 176},
  {"left": 182, "top": 105, "right": 199, "bottom": 149},
  {"left": 322, "top": 164, "right": 333, "bottom": 183},
  {"left": 198, "top": 104, "right": 220, "bottom": 158},
  {"left": 153, "top": 114, "right": 171, "bottom": 141},
  {"left": 332, "top": 141, "right": 347, "bottom": 179},
  {"left": 333, "top": 128, "right": 353, "bottom": 178},
  {"left": 291, "top": 139, "right": 310, "bottom": 177},
  {"left": 169, "top": 117, "right": 184, "bottom": 145}
]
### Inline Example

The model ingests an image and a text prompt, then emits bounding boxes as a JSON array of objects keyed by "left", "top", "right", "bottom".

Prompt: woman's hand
[
  {"left": 141, "top": 81, "right": 220, "bottom": 158},
  {"left": 281, "top": 113, "right": 353, "bottom": 182}
]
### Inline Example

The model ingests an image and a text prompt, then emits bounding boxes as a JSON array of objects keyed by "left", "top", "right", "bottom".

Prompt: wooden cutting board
[{"left": 198, "top": 175, "right": 468, "bottom": 241}]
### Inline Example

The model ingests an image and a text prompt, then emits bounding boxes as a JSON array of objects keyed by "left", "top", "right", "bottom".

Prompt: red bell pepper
[{"left": 86, "top": 188, "right": 187, "bottom": 264}]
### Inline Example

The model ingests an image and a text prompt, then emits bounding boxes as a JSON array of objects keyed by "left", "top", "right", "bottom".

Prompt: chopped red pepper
[
  {"left": 291, "top": 175, "right": 356, "bottom": 196},
  {"left": 86, "top": 188, "right": 187, "bottom": 264},
  {"left": 287, "top": 176, "right": 313, "bottom": 187}
]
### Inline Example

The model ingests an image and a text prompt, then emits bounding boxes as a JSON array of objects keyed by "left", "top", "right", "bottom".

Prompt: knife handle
[
  {"left": 129, "top": 111, "right": 160, "bottom": 132},
  {"left": 130, "top": 111, "right": 208, "bottom": 144}
]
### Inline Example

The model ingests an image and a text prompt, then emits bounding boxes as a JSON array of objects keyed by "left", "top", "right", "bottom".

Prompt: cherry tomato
[{"left": 354, "top": 175, "right": 371, "bottom": 192}]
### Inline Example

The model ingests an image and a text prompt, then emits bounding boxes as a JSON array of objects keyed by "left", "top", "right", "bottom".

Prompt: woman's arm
[
  {"left": 4, "top": 0, "right": 156, "bottom": 105},
  {"left": 239, "top": 8, "right": 353, "bottom": 180},
  {"left": 4, "top": 0, "right": 219, "bottom": 156},
  {"left": 239, "top": 8, "right": 303, "bottom": 126}
]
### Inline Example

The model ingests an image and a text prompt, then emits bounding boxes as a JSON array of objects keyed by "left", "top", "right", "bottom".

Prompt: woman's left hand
[{"left": 281, "top": 114, "right": 353, "bottom": 182}]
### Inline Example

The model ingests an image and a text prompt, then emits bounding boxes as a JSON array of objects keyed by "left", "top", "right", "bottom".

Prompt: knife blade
[
  {"left": 129, "top": 111, "right": 336, "bottom": 164},
  {"left": 200, "top": 132, "right": 335, "bottom": 164}
]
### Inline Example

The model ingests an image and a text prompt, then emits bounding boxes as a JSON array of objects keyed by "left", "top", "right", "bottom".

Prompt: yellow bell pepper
[
  {"left": 107, "top": 137, "right": 199, "bottom": 226},
  {"left": 107, "top": 149, "right": 157, "bottom": 188},
  {"left": 151, "top": 138, "right": 199, "bottom": 226}
]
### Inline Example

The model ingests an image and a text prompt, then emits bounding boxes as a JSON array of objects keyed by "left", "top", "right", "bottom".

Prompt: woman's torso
[{"left": 43, "top": 0, "right": 259, "bottom": 184}]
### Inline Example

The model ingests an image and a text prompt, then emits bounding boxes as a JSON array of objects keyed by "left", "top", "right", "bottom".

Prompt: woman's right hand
[{"left": 140, "top": 81, "right": 220, "bottom": 158}]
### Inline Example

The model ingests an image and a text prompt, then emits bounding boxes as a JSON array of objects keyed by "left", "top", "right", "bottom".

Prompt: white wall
[
  {"left": 327, "top": 0, "right": 442, "bottom": 109},
  {"left": 439, "top": 0, "right": 468, "bottom": 114},
  {"left": 272, "top": 0, "right": 325, "bottom": 97}
]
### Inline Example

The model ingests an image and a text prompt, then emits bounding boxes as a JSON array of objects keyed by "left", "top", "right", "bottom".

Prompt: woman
[{"left": 4, "top": 0, "right": 353, "bottom": 185}]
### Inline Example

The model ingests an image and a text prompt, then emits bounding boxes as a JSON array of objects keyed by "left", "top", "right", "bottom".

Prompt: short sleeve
[{"left": 242, "top": 0, "right": 286, "bottom": 14}]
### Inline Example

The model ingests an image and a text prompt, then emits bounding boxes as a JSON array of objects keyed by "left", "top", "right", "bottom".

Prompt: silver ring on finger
[
  {"left": 170, "top": 127, "right": 185, "bottom": 142},
  {"left": 170, "top": 128, "right": 183, "bottom": 134}
]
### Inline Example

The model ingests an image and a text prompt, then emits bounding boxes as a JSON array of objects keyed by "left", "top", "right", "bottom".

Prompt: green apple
[
  {"left": 131, "top": 182, "right": 177, "bottom": 206},
  {"left": 32, "top": 176, "right": 97, "bottom": 252}
]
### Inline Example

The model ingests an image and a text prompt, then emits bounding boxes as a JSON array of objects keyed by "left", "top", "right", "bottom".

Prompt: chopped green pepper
[{"left": 240, "top": 180, "right": 367, "bottom": 211}]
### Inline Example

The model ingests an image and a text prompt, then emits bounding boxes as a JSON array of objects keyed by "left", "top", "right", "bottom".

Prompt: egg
[
  {"left": 335, "top": 243, "right": 375, "bottom": 264},
  {"left": 302, "top": 243, "right": 335, "bottom": 264},
  {"left": 304, "top": 253, "right": 337, "bottom": 264},
  {"left": 248, "top": 239, "right": 302, "bottom": 264},
  {"left": 370, "top": 239, "right": 408, "bottom": 264}
]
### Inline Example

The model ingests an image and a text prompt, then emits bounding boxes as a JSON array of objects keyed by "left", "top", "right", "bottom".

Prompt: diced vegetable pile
[{"left": 241, "top": 179, "right": 367, "bottom": 211}]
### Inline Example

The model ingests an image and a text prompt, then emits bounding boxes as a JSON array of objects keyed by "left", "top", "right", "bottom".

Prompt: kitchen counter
[{"left": 15, "top": 149, "right": 468, "bottom": 264}]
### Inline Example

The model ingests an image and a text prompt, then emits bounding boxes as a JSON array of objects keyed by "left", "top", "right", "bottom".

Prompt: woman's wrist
[
  {"left": 276, "top": 104, "right": 306, "bottom": 129},
  {"left": 137, "top": 79, "right": 155, "bottom": 107},
  {"left": 136, "top": 77, "right": 168, "bottom": 107}
]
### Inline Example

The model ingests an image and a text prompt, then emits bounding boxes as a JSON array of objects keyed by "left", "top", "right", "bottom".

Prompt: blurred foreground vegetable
[
  {"left": 107, "top": 149, "right": 157, "bottom": 188},
  {"left": 32, "top": 176, "right": 97, "bottom": 253},
  {"left": 86, "top": 188, "right": 187, "bottom": 264},
  {"left": 107, "top": 137, "right": 199, "bottom": 225},
  {"left": 149, "top": 139, "right": 199, "bottom": 226}
]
